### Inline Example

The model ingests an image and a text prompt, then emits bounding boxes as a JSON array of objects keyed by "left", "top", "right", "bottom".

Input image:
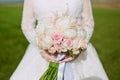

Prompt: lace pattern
[
  {"left": 21, "top": 0, "right": 94, "bottom": 49},
  {"left": 21, "top": 0, "right": 38, "bottom": 46}
]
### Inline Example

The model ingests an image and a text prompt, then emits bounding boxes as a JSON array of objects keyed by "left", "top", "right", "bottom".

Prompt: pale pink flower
[
  {"left": 62, "top": 39, "right": 73, "bottom": 48},
  {"left": 52, "top": 32, "right": 63, "bottom": 41},
  {"left": 54, "top": 42, "right": 61, "bottom": 51}
]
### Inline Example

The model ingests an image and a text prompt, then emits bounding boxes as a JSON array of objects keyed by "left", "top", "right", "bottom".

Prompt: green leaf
[{"left": 67, "top": 49, "right": 75, "bottom": 58}]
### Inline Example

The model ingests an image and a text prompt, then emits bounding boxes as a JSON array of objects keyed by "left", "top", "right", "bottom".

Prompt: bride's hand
[
  {"left": 41, "top": 50, "right": 57, "bottom": 62},
  {"left": 60, "top": 52, "right": 81, "bottom": 62}
]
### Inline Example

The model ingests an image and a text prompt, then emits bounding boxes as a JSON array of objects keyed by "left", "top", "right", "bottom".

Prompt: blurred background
[
  {"left": 0, "top": 0, "right": 120, "bottom": 80},
  {"left": 0, "top": 0, "right": 23, "bottom": 2},
  {"left": 0, "top": 0, "right": 120, "bottom": 2}
]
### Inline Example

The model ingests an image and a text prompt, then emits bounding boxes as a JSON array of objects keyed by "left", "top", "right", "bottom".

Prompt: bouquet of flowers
[{"left": 36, "top": 13, "right": 87, "bottom": 80}]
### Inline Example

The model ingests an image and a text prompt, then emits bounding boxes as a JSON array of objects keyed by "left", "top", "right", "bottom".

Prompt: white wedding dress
[{"left": 10, "top": 0, "right": 109, "bottom": 80}]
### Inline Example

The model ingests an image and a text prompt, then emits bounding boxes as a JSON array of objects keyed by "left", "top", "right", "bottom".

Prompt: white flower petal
[{"left": 64, "top": 29, "right": 77, "bottom": 38}]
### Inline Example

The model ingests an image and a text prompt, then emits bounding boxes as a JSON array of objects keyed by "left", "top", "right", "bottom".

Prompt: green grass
[{"left": 0, "top": 5, "right": 120, "bottom": 80}]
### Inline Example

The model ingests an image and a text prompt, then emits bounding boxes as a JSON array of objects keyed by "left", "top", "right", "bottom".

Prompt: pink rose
[
  {"left": 52, "top": 32, "right": 63, "bottom": 41},
  {"left": 54, "top": 42, "right": 61, "bottom": 51},
  {"left": 62, "top": 39, "right": 73, "bottom": 47}
]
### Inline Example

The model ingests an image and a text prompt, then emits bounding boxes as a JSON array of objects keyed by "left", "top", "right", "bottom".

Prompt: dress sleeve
[
  {"left": 21, "top": 0, "right": 38, "bottom": 46},
  {"left": 81, "top": 0, "right": 95, "bottom": 44}
]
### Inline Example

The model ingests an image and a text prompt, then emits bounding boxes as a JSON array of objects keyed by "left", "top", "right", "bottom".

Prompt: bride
[{"left": 10, "top": 0, "right": 109, "bottom": 80}]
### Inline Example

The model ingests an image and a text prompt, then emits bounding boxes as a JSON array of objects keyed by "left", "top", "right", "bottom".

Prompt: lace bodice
[{"left": 21, "top": 0, "right": 94, "bottom": 48}]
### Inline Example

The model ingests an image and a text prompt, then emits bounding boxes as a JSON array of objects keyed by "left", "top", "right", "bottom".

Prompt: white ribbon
[
  {"left": 57, "top": 54, "right": 74, "bottom": 80},
  {"left": 64, "top": 62, "right": 74, "bottom": 80},
  {"left": 57, "top": 62, "right": 66, "bottom": 80}
]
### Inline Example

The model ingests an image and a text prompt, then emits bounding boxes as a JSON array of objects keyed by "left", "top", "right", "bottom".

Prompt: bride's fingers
[
  {"left": 45, "top": 54, "right": 57, "bottom": 62},
  {"left": 43, "top": 54, "right": 56, "bottom": 62},
  {"left": 41, "top": 50, "right": 57, "bottom": 62},
  {"left": 60, "top": 57, "right": 74, "bottom": 62}
]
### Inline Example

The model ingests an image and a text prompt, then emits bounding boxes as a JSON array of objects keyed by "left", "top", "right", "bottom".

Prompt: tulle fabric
[{"left": 10, "top": 43, "right": 108, "bottom": 80}]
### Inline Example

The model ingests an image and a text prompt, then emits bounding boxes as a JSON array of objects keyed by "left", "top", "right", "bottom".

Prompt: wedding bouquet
[{"left": 36, "top": 14, "right": 87, "bottom": 80}]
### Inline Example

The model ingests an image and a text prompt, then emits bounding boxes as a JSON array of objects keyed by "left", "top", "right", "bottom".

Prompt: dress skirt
[{"left": 10, "top": 43, "right": 109, "bottom": 80}]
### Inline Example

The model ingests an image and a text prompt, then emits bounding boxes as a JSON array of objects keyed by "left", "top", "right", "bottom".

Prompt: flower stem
[{"left": 39, "top": 62, "right": 59, "bottom": 80}]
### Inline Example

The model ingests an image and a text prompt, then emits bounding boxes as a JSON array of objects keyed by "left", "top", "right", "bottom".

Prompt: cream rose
[
  {"left": 45, "top": 28, "right": 55, "bottom": 36},
  {"left": 64, "top": 29, "right": 77, "bottom": 39},
  {"left": 77, "top": 40, "right": 87, "bottom": 50},
  {"left": 61, "top": 39, "right": 73, "bottom": 50}
]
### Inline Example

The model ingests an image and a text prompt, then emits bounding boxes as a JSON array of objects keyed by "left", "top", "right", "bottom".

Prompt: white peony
[
  {"left": 45, "top": 28, "right": 55, "bottom": 36},
  {"left": 64, "top": 29, "right": 77, "bottom": 39},
  {"left": 42, "top": 36, "right": 53, "bottom": 49},
  {"left": 56, "top": 17, "right": 71, "bottom": 29}
]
